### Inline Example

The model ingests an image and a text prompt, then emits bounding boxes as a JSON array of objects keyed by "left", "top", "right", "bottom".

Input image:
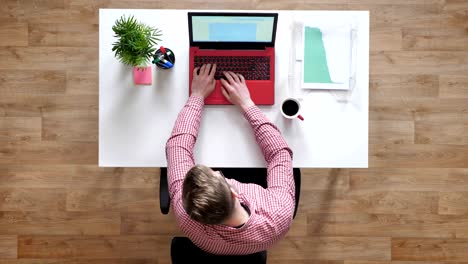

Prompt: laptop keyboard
[{"left": 194, "top": 56, "right": 270, "bottom": 80}]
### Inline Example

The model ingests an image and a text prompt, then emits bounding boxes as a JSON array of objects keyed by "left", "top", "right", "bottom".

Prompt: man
[{"left": 166, "top": 64, "right": 294, "bottom": 255}]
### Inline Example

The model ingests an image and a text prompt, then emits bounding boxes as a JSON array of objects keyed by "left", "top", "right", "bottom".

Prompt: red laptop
[{"left": 188, "top": 12, "right": 278, "bottom": 105}]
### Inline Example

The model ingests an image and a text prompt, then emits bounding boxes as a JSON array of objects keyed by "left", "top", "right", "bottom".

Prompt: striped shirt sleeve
[{"left": 165, "top": 95, "right": 204, "bottom": 201}]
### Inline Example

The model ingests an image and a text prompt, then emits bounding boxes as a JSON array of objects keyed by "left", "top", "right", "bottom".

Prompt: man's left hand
[{"left": 192, "top": 64, "right": 216, "bottom": 99}]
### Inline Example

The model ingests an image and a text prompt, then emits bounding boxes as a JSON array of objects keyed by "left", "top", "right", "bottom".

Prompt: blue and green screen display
[{"left": 191, "top": 16, "right": 275, "bottom": 42}]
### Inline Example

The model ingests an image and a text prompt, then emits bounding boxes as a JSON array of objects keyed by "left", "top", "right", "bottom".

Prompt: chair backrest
[
  {"left": 171, "top": 236, "right": 267, "bottom": 264},
  {"left": 160, "top": 167, "right": 301, "bottom": 218},
  {"left": 159, "top": 167, "right": 301, "bottom": 264}
]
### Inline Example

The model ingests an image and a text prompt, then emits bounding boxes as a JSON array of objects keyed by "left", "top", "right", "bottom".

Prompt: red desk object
[{"left": 133, "top": 66, "right": 152, "bottom": 85}]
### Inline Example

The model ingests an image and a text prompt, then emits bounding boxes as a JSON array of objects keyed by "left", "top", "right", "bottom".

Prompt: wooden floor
[{"left": 0, "top": 0, "right": 467, "bottom": 263}]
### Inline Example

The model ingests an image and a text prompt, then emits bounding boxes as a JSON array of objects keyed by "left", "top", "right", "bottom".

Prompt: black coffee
[{"left": 282, "top": 100, "right": 299, "bottom": 116}]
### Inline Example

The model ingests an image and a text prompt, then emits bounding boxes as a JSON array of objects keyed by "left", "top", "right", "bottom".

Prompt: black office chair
[{"left": 159, "top": 167, "right": 301, "bottom": 264}]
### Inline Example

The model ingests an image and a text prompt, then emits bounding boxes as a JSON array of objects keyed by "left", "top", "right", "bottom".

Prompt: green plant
[{"left": 112, "top": 15, "right": 162, "bottom": 67}]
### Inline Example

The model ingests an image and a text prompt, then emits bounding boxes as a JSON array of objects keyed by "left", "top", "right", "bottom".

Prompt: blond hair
[{"left": 182, "top": 165, "right": 235, "bottom": 224}]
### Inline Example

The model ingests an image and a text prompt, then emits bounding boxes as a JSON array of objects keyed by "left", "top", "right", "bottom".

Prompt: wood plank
[
  {"left": 0, "top": 0, "right": 94, "bottom": 24},
  {"left": 300, "top": 190, "right": 438, "bottom": 214},
  {"left": 441, "top": 0, "right": 468, "bottom": 31},
  {"left": 271, "top": 261, "right": 342, "bottom": 264},
  {"left": 70, "top": 1, "right": 349, "bottom": 21},
  {"left": 0, "top": 260, "right": 157, "bottom": 264},
  {"left": 370, "top": 97, "right": 468, "bottom": 122},
  {"left": 71, "top": 0, "right": 348, "bottom": 10},
  {"left": 0, "top": 188, "right": 66, "bottom": 211},
  {"left": 0, "top": 117, "right": 41, "bottom": 141},
  {"left": 350, "top": 0, "right": 444, "bottom": 4},
  {"left": 35, "top": 94, "right": 96, "bottom": 118},
  {"left": 2, "top": 0, "right": 67, "bottom": 11},
  {"left": 71, "top": 166, "right": 159, "bottom": 189},
  {"left": 370, "top": 143, "right": 467, "bottom": 168},
  {"left": 301, "top": 169, "right": 349, "bottom": 191},
  {"left": 345, "top": 261, "right": 468, "bottom": 264},
  {"left": 18, "top": 235, "right": 171, "bottom": 259},
  {"left": 403, "top": 28, "right": 468, "bottom": 51},
  {"left": 371, "top": 27, "right": 402, "bottom": 51},
  {"left": 350, "top": 168, "right": 468, "bottom": 192},
  {"left": 0, "top": 211, "right": 120, "bottom": 235},
  {"left": 392, "top": 238, "right": 468, "bottom": 261},
  {"left": 0, "top": 235, "right": 17, "bottom": 259},
  {"left": 0, "top": 70, "right": 66, "bottom": 95},
  {"left": 0, "top": 165, "right": 72, "bottom": 188},
  {"left": 287, "top": 213, "right": 308, "bottom": 237},
  {"left": 69, "top": 0, "right": 277, "bottom": 10},
  {"left": 370, "top": 74, "right": 439, "bottom": 99},
  {"left": 29, "top": 23, "right": 98, "bottom": 47},
  {"left": 439, "top": 75, "right": 468, "bottom": 98},
  {"left": 370, "top": 99, "right": 415, "bottom": 121},
  {"left": 66, "top": 71, "right": 98, "bottom": 95},
  {"left": 457, "top": 218, "right": 468, "bottom": 238},
  {"left": 0, "top": 95, "right": 98, "bottom": 117},
  {"left": 465, "top": 122, "right": 468, "bottom": 147},
  {"left": 415, "top": 114, "right": 465, "bottom": 145},
  {"left": 0, "top": 165, "right": 158, "bottom": 189},
  {"left": 443, "top": 0, "right": 468, "bottom": 12},
  {"left": 0, "top": 23, "right": 27, "bottom": 46},
  {"left": 307, "top": 213, "right": 468, "bottom": 238},
  {"left": 269, "top": 236, "right": 391, "bottom": 261},
  {"left": 0, "top": 0, "right": 23, "bottom": 24},
  {"left": 121, "top": 212, "right": 182, "bottom": 235},
  {"left": 439, "top": 192, "right": 468, "bottom": 215},
  {"left": 370, "top": 51, "right": 468, "bottom": 75},
  {"left": 369, "top": 121, "right": 414, "bottom": 145},
  {"left": 349, "top": 4, "right": 465, "bottom": 29},
  {"left": 0, "top": 47, "right": 98, "bottom": 71},
  {"left": 255, "top": 2, "right": 348, "bottom": 9},
  {"left": 66, "top": 188, "right": 158, "bottom": 212},
  {"left": 42, "top": 116, "right": 98, "bottom": 142},
  {"left": 0, "top": 141, "right": 97, "bottom": 165}
]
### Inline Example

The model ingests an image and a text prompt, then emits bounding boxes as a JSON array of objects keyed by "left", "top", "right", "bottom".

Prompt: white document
[{"left": 300, "top": 24, "right": 353, "bottom": 90}]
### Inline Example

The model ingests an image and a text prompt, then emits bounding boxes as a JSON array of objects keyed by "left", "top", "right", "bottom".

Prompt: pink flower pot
[{"left": 133, "top": 66, "right": 152, "bottom": 85}]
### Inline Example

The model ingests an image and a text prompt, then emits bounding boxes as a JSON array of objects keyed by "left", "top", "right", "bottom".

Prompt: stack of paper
[{"left": 299, "top": 24, "right": 353, "bottom": 90}]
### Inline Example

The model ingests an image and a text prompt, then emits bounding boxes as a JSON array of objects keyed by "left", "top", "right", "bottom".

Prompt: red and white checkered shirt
[{"left": 166, "top": 95, "right": 295, "bottom": 255}]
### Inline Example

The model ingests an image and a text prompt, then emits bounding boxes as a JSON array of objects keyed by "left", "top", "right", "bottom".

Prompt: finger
[
  {"left": 220, "top": 78, "right": 233, "bottom": 92},
  {"left": 221, "top": 86, "right": 231, "bottom": 101},
  {"left": 209, "top": 64, "right": 217, "bottom": 78},
  {"left": 205, "top": 64, "right": 212, "bottom": 75},
  {"left": 200, "top": 64, "right": 207, "bottom": 75},
  {"left": 228, "top": 71, "right": 240, "bottom": 83},
  {"left": 238, "top": 74, "right": 245, "bottom": 84},
  {"left": 223, "top": 71, "right": 235, "bottom": 84},
  {"left": 193, "top": 67, "right": 200, "bottom": 76}
]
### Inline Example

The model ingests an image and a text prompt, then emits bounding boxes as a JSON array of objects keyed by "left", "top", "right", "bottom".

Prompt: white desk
[{"left": 99, "top": 9, "right": 369, "bottom": 168}]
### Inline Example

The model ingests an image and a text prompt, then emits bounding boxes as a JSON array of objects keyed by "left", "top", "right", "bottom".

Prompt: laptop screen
[
  {"left": 192, "top": 16, "right": 275, "bottom": 42},
  {"left": 188, "top": 12, "right": 278, "bottom": 48}
]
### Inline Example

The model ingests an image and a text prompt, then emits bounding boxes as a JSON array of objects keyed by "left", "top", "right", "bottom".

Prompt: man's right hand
[
  {"left": 220, "top": 71, "right": 255, "bottom": 111},
  {"left": 191, "top": 64, "right": 216, "bottom": 99}
]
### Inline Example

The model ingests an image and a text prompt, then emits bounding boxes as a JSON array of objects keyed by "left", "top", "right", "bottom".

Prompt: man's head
[{"left": 182, "top": 165, "right": 236, "bottom": 225}]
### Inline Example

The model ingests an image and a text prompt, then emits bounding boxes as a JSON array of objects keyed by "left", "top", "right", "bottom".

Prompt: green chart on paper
[{"left": 303, "top": 27, "right": 333, "bottom": 83}]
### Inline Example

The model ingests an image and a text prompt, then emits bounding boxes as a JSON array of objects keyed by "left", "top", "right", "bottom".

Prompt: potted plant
[{"left": 112, "top": 15, "right": 162, "bottom": 85}]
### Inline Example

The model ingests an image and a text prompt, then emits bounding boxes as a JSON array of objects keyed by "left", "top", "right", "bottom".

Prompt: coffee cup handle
[{"left": 298, "top": 115, "right": 304, "bottom": 121}]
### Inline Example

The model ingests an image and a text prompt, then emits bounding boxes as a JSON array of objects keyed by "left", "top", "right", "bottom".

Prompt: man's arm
[
  {"left": 221, "top": 71, "right": 295, "bottom": 238},
  {"left": 165, "top": 95, "right": 204, "bottom": 198},
  {"left": 220, "top": 72, "right": 294, "bottom": 193},
  {"left": 243, "top": 106, "right": 293, "bottom": 192},
  {"left": 165, "top": 64, "right": 217, "bottom": 199}
]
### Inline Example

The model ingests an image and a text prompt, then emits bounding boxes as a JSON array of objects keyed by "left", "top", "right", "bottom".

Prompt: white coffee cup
[{"left": 280, "top": 98, "right": 304, "bottom": 121}]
